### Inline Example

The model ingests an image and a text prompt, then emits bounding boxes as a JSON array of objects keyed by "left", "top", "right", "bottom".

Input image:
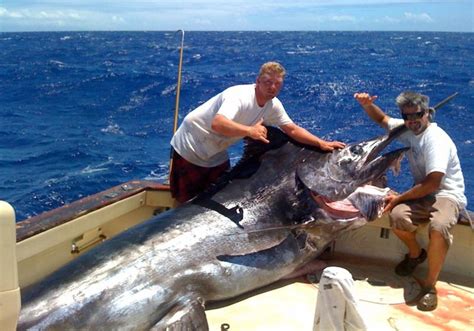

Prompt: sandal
[
  {"left": 395, "top": 248, "right": 427, "bottom": 276},
  {"left": 417, "top": 287, "right": 438, "bottom": 311},
  {"left": 406, "top": 284, "right": 431, "bottom": 306}
]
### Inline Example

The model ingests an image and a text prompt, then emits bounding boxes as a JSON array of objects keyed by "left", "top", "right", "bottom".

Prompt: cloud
[
  {"left": 403, "top": 12, "right": 434, "bottom": 23},
  {"left": 312, "top": 14, "right": 357, "bottom": 23},
  {"left": 0, "top": 7, "right": 24, "bottom": 18},
  {"left": 0, "top": 6, "right": 83, "bottom": 20},
  {"left": 193, "top": 18, "right": 213, "bottom": 26},
  {"left": 376, "top": 16, "right": 401, "bottom": 24},
  {"left": 0, "top": 1, "right": 469, "bottom": 32},
  {"left": 112, "top": 15, "right": 125, "bottom": 23},
  {"left": 331, "top": 15, "right": 356, "bottom": 22},
  {"left": 375, "top": 12, "right": 434, "bottom": 26}
]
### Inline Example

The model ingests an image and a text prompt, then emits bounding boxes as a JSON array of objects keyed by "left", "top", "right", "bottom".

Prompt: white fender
[{"left": 0, "top": 201, "right": 20, "bottom": 331}]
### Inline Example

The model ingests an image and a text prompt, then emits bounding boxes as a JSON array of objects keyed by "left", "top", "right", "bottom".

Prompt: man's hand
[
  {"left": 353, "top": 92, "right": 389, "bottom": 129},
  {"left": 319, "top": 140, "right": 346, "bottom": 152},
  {"left": 383, "top": 193, "right": 400, "bottom": 214},
  {"left": 247, "top": 118, "right": 269, "bottom": 143},
  {"left": 354, "top": 92, "right": 378, "bottom": 107}
]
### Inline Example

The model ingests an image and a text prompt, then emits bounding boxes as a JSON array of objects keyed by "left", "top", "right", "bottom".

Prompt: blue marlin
[{"left": 18, "top": 127, "right": 406, "bottom": 330}]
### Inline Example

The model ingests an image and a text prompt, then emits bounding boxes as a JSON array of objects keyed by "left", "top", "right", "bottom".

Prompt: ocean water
[{"left": 0, "top": 31, "right": 472, "bottom": 221}]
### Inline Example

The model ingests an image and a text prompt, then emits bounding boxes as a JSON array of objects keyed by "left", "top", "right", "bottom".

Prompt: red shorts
[{"left": 169, "top": 150, "right": 230, "bottom": 203}]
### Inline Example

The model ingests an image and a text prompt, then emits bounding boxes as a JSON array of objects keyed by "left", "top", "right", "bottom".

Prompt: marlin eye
[
  {"left": 350, "top": 145, "right": 363, "bottom": 155},
  {"left": 338, "top": 158, "right": 352, "bottom": 166}
]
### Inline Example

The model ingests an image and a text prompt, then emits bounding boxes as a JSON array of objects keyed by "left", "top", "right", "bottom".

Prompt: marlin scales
[{"left": 18, "top": 127, "right": 407, "bottom": 330}]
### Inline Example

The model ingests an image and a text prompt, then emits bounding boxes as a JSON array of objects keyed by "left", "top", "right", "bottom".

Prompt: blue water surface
[{"left": 1, "top": 31, "right": 472, "bottom": 221}]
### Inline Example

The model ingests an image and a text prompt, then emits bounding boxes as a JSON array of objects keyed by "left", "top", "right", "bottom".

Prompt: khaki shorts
[{"left": 389, "top": 196, "right": 460, "bottom": 246}]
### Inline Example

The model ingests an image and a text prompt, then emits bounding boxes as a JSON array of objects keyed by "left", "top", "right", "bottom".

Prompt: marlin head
[{"left": 296, "top": 130, "right": 407, "bottom": 224}]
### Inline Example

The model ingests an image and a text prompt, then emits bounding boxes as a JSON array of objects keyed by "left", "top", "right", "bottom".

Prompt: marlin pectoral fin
[
  {"left": 151, "top": 296, "right": 208, "bottom": 331},
  {"left": 217, "top": 233, "right": 306, "bottom": 269}
]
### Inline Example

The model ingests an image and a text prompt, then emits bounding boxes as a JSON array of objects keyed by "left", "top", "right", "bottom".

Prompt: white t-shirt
[
  {"left": 388, "top": 118, "right": 467, "bottom": 207},
  {"left": 171, "top": 84, "right": 293, "bottom": 167}
]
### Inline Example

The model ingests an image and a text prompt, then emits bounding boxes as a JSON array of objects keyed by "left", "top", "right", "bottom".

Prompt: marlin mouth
[
  {"left": 310, "top": 185, "right": 391, "bottom": 221},
  {"left": 311, "top": 191, "right": 362, "bottom": 219}
]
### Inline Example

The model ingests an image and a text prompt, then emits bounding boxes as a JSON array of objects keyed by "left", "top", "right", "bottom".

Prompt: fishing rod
[
  {"left": 432, "top": 92, "right": 459, "bottom": 111},
  {"left": 168, "top": 29, "right": 185, "bottom": 182}
]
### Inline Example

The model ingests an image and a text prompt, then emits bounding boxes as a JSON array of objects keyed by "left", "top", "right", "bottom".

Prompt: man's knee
[
  {"left": 389, "top": 205, "right": 404, "bottom": 225},
  {"left": 429, "top": 226, "right": 453, "bottom": 246},
  {"left": 389, "top": 205, "right": 417, "bottom": 232}
]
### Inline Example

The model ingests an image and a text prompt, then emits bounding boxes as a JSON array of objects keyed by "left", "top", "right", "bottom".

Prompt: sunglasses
[{"left": 401, "top": 110, "right": 426, "bottom": 121}]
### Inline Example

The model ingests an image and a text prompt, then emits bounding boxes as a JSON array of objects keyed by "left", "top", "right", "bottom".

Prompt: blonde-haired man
[{"left": 170, "top": 61, "right": 345, "bottom": 203}]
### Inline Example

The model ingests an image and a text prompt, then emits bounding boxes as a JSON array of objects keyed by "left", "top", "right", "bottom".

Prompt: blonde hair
[{"left": 259, "top": 62, "right": 286, "bottom": 78}]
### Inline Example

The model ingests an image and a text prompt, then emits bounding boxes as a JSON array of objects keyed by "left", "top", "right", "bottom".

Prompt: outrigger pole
[
  {"left": 168, "top": 29, "right": 185, "bottom": 183},
  {"left": 429, "top": 92, "right": 459, "bottom": 122},
  {"left": 432, "top": 92, "right": 459, "bottom": 111},
  {"left": 173, "top": 29, "right": 185, "bottom": 134}
]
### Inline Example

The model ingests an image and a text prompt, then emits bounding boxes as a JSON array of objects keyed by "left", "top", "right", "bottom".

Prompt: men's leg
[
  {"left": 413, "top": 230, "right": 447, "bottom": 312},
  {"left": 392, "top": 227, "right": 421, "bottom": 258},
  {"left": 205, "top": 160, "right": 230, "bottom": 185},
  {"left": 170, "top": 150, "right": 231, "bottom": 203},
  {"left": 423, "top": 230, "right": 448, "bottom": 288},
  {"left": 422, "top": 197, "right": 458, "bottom": 288},
  {"left": 390, "top": 202, "right": 428, "bottom": 276},
  {"left": 390, "top": 202, "right": 420, "bottom": 241},
  {"left": 169, "top": 150, "right": 208, "bottom": 203},
  {"left": 415, "top": 230, "right": 450, "bottom": 311},
  {"left": 414, "top": 197, "right": 457, "bottom": 311}
]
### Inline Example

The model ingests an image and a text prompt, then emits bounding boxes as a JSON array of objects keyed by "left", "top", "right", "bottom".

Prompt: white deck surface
[{"left": 206, "top": 254, "right": 474, "bottom": 331}]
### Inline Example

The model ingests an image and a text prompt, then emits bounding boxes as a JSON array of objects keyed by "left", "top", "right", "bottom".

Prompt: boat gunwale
[
  {"left": 15, "top": 180, "right": 472, "bottom": 243},
  {"left": 15, "top": 180, "right": 170, "bottom": 243}
]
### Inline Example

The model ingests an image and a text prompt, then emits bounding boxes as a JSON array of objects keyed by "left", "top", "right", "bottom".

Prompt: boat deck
[
  {"left": 206, "top": 253, "right": 474, "bottom": 331},
  {"left": 2, "top": 182, "right": 472, "bottom": 330}
]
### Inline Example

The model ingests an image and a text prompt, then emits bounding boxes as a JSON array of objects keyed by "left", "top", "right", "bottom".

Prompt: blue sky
[{"left": 0, "top": 1, "right": 472, "bottom": 32}]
